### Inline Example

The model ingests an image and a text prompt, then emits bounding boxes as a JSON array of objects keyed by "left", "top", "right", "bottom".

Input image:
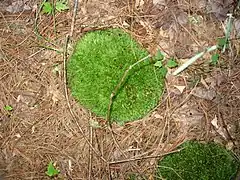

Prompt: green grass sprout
[
  {"left": 167, "top": 58, "right": 178, "bottom": 68},
  {"left": 210, "top": 53, "right": 220, "bottom": 65},
  {"left": 67, "top": 29, "right": 165, "bottom": 124},
  {"left": 4, "top": 105, "right": 13, "bottom": 111},
  {"left": 46, "top": 161, "right": 60, "bottom": 177},
  {"left": 222, "top": 13, "right": 233, "bottom": 53},
  {"left": 42, "top": 0, "right": 69, "bottom": 15},
  {"left": 156, "top": 141, "right": 239, "bottom": 180}
]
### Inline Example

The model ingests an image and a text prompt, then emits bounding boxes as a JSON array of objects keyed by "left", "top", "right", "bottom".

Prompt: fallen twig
[
  {"left": 70, "top": 0, "right": 78, "bottom": 37},
  {"left": 106, "top": 54, "right": 151, "bottom": 124},
  {"left": 63, "top": 34, "right": 107, "bottom": 163},
  {"left": 109, "top": 148, "right": 184, "bottom": 165}
]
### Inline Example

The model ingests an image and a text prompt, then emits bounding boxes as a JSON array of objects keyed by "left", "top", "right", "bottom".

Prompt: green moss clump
[
  {"left": 156, "top": 141, "right": 239, "bottom": 180},
  {"left": 67, "top": 29, "right": 165, "bottom": 124}
]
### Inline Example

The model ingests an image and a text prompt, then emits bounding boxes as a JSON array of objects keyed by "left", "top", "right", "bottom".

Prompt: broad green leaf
[
  {"left": 154, "top": 61, "right": 162, "bottom": 68},
  {"left": 217, "top": 38, "right": 228, "bottom": 49},
  {"left": 56, "top": 1, "right": 69, "bottom": 12},
  {"left": 211, "top": 53, "right": 219, "bottom": 65},
  {"left": 166, "top": 58, "right": 178, "bottom": 68},
  {"left": 4, "top": 105, "right": 13, "bottom": 111},
  {"left": 42, "top": 2, "right": 53, "bottom": 14},
  {"left": 159, "top": 67, "right": 168, "bottom": 77},
  {"left": 154, "top": 50, "right": 164, "bottom": 61},
  {"left": 46, "top": 162, "right": 60, "bottom": 177}
]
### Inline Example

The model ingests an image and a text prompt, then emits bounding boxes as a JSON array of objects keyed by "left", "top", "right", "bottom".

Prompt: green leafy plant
[
  {"left": 4, "top": 105, "right": 13, "bottom": 111},
  {"left": 166, "top": 58, "right": 178, "bottom": 68},
  {"left": 42, "top": 2, "right": 52, "bottom": 14},
  {"left": 46, "top": 161, "right": 60, "bottom": 177},
  {"left": 42, "top": 0, "right": 69, "bottom": 15},
  {"left": 154, "top": 50, "right": 164, "bottom": 61},
  {"left": 210, "top": 53, "right": 220, "bottom": 65},
  {"left": 55, "top": 0, "right": 69, "bottom": 12},
  {"left": 156, "top": 141, "right": 239, "bottom": 180},
  {"left": 67, "top": 29, "right": 165, "bottom": 124}
]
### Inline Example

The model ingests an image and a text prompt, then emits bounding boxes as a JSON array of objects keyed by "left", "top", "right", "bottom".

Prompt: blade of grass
[
  {"left": 222, "top": 13, "right": 233, "bottom": 53},
  {"left": 172, "top": 45, "right": 217, "bottom": 76}
]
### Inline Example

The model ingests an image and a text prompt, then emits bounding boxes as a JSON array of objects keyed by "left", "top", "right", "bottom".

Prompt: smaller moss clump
[
  {"left": 67, "top": 29, "right": 165, "bottom": 124},
  {"left": 156, "top": 141, "right": 239, "bottom": 180}
]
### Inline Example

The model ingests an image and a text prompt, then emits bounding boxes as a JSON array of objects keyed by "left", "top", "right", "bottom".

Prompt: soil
[{"left": 0, "top": 0, "right": 239, "bottom": 179}]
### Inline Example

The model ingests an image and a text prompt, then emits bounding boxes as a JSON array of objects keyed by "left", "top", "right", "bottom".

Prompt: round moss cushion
[
  {"left": 67, "top": 29, "right": 165, "bottom": 124},
  {"left": 156, "top": 141, "right": 239, "bottom": 180}
]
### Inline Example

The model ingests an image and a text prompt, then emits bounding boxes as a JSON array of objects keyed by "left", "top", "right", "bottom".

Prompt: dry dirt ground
[{"left": 0, "top": 0, "right": 240, "bottom": 179}]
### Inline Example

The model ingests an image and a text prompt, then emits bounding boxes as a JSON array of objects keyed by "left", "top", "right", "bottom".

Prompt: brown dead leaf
[
  {"left": 177, "top": 12, "right": 188, "bottom": 25},
  {"left": 211, "top": 115, "right": 227, "bottom": 140},
  {"left": 173, "top": 85, "right": 186, "bottom": 94},
  {"left": 191, "top": 87, "right": 216, "bottom": 100},
  {"left": 153, "top": 0, "right": 165, "bottom": 6},
  {"left": 47, "top": 85, "right": 63, "bottom": 105},
  {"left": 234, "top": 18, "right": 240, "bottom": 37},
  {"left": 135, "top": 0, "right": 144, "bottom": 8},
  {"left": 6, "top": 0, "right": 31, "bottom": 13}
]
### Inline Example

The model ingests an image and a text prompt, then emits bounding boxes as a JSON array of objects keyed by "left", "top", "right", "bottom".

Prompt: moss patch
[
  {"left": 156, "top": 141, "right": 239, "bottom": 180},
  {"left": 67, "top": 29, "right": 165, "bottom": 124}
]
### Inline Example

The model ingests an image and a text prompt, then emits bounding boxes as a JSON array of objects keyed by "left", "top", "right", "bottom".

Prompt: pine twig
[
  {"left": 106, "top": 54, "right": 151, "bottom": 124},
  {"left": 63, "top": 34, "right": 107, "bottom": 163},
  {"left": 109, "top": 148, "right": 184, "bottom": 165}
]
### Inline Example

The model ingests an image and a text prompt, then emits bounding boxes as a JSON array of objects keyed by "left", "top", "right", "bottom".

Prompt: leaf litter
[{"left": 0, "top": 0, "right": 239, "bottom": 179}]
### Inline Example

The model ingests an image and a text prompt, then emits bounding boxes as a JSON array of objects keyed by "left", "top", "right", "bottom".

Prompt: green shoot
[
  {"left": 154, "top": 49, "right": 164, "bottom": 61},
  {"left": 4, "top": 105, "right": 13, "bottom": 111},
  {"left": 55, "top": 0, "right": 69, "bottom": 12},
  {"left": 166, "top": 58, "right": 178, "bottom": 68},
  {"left": 154, "top": 61, "right": 163, "bottom": 68},
  {"left": 210, "top": 53, "right": 220, "bottom": 65},
  {"left": 46, "top": 161, "right": 60, "bottom": 177},
  {"left": 42, "top": 0, "right": 69, "bottom": 15}
]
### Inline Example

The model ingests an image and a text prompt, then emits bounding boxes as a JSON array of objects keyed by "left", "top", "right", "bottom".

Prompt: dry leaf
[
  {"left": 191, "top": 87, "right": 216, "bottom": 100},
  {"left": 211, "top": 116, "right": 227, "bottom": 140},
  {"left": 6, "top": 0, "right": 31, "bottom": 13},
  {"left": 177, "top": 12, "right": 188, "bottom": 25},
  {"left": 135, "top": 0, "right": 144, "bottom": 8},
  {"left": 47, "top": 85, "right": 63, "bottom": 105},
  {"left": 174, "top": 85, "right": 186, "bottom": 94},
  {"left": 153, "top": 0, "right": 165, "bottom": 5},
  {"left": 211, "top": 115, "right": 219, "bottom": 128},
  {"left": 234, "top": 18, "right": 240, "bottom": 37},
  {"left": 226, "top": 141, "right": 234, "bottom": 150}
]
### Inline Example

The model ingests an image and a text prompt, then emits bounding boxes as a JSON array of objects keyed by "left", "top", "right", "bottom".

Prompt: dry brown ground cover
[{"left": 0, "top": 0, "right": 239, "bottom": 179}]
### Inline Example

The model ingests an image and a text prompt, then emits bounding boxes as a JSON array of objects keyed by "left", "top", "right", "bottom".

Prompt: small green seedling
[
  {"left": 154, "top": 61, "right": 163, "bottom": 68},
  {"left": 42, "top": 2, "right": 52, "bottom": 14},
  {"left": 210, "top": 53, "right": 220, "bottom": 65},
  {"left": 153, "top": 50, "right": 168, "bottom": 77},
  {"left": 154, "top": 50, "right": 164, "bottom": 61},
  {"left": 217, "top": 37, "right": 228, "bottom": 50},
  {"left": 4, "top": 105, "right": 13, "bottom": 111},
  {"left": 166, "top": 58, "right": 178, "bottom": 68},
  {"left": 46, "top": 161, "right": 60, "bottom": 177},
  {"left": 42, "top": 0, "right": 69, "bottom": 15},
  {"left": 55, "top": 0, "right": 69, "bottom": 12}
]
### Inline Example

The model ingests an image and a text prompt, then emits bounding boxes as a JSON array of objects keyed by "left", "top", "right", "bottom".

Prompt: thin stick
[
  {"left": 63, "top": 34, "right": 107, "bottom": 163},
  {"left": 106, "top": 54, "right": 151, "bottom": 124},
  {"left": 88, "top": 125, "right": 93, "bottom": 180},
  {"left": 70, "top": 0, "right": 78, "bottom": 37},
  {"left": 109, "top": 148, "right": 184, "bottom": 165}
]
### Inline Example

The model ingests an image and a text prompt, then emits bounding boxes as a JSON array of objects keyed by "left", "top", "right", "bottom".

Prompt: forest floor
[{"left": 0, "top": 0, "right": 240, "bottom": 179}]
